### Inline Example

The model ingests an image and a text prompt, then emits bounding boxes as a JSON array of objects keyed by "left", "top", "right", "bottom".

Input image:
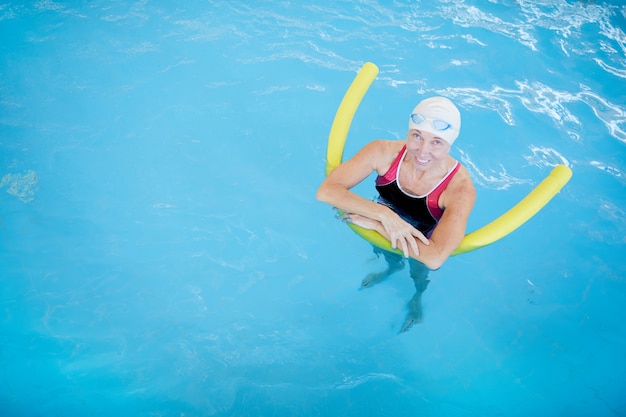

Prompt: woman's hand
[
  {"left": 339, "top": 211, "right": 429, "bottom": 258},
  {"left": 339, "top": 212, "right": 380, "bottom": 230},
  {"left": 378, "top": 210, "right": 429, "bottom": 258}
]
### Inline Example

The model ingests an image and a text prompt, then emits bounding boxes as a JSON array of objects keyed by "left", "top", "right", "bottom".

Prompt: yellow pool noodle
[{"left": 325, "top": 62, "right": 572, "bottom": 256}]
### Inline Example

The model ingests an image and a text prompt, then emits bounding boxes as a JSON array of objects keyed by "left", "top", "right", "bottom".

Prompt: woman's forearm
[
  {"left": 316, "top": 183, "right": 390, "bottom": 222},
  {"left": 367, "top": 220, "right": 447, "bottom": 270}
]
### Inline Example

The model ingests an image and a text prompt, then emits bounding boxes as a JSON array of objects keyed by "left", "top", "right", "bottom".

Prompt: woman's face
[{"left": 405, "top": 129, "right": 451, "bottom": 170}]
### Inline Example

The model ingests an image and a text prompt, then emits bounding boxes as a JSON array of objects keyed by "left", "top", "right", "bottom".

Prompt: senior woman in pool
[{"left": 316, "top": 96, "right": 476, "bottom": 330}]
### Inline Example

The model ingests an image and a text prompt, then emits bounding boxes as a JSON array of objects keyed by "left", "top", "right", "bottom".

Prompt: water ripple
[
  {"left": 444, "top": 3, "right": 538, "bottom": 51},
  {"left": 594, "top": 58, "right": 626, "bottom": 80},
  {"left": 334, "top": 372, "right": 399, "bottom": 390},
  {"left": 459, "top": 150, "right": 532, "bottom": 191},
  {"left": 440, "top": 81, "right": 626, "bottom": 144},
  {"left": 523, "top": 146, "right": 571, "bottom": 170}
]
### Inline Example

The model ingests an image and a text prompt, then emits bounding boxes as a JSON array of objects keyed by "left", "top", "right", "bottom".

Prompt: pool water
[{"left": 1, "top": 1, "right": 625, "bottom": 416}]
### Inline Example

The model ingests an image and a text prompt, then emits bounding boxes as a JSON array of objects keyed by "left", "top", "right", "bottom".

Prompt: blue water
[{"left": 1, "top": 1, "right": 625, "bottom": 416}]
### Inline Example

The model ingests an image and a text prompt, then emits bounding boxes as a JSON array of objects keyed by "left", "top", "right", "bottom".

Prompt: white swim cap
[{"left": 408, "top": 96, "right": 461, "bottom": 145}]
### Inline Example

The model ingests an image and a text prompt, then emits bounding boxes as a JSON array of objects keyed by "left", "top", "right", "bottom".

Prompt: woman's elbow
[
  {"left": 316, "top": 180, "right": 340, "bottom": 205},
  {"left": 315, "top": 185, "right": 329, "bottom": 203},
  {"left": 417, "top": 251, "right": 449, "bottom": 271},
  {"left": 424, "top": 258, "right": 445, "bottom": 271}
]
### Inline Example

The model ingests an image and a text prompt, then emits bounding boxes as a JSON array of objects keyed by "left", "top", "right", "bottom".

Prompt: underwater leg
[
  {"left": 400, "top": 260, "right": 431, "bottom": 332},
  {"left": 360, "top": 246, "right": 405, "bottom": 289}
]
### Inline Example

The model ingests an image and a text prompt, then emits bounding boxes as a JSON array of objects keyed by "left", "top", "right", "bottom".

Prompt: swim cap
[{"left": 408, "top": 96, "right": 461, "bottom": 145}]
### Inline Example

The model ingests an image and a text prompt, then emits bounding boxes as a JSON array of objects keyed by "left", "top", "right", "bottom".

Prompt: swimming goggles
[{"left": 410, "top": 113, "right": 453, "bottom": 131}]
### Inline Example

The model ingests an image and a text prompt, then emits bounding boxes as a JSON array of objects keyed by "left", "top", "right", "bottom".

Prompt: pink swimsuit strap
[{"left": 428, "top": 162, "right": 460, "bottom": 220}]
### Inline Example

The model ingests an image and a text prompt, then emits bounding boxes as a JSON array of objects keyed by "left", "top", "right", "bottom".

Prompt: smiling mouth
[{"left": 416, "top": 156, "right": 430, "bottom": 164}]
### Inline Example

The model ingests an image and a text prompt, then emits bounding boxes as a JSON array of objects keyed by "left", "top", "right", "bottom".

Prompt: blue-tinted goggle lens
[{"left": 410, "top": 113, "right": 452, "bottom": 131}]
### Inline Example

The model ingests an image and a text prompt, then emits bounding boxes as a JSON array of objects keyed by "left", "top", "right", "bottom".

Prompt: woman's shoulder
[
  {"left": 365, "top": 139, "right": 404, "bottom": 154},
  {"left": 363, "top": 140, "right": 404, "bottom": 173},
  {"left": 446, "top": 161, "right": 476, "bottom": 200},
  {"left": 438, "top": 163, "right": 476, "bottom": 213},
  {"left": 454, "top": 161, "right": 474, "bottom": 184}
]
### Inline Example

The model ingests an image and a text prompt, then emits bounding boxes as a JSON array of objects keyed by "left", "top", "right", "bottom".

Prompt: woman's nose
[{"left": 416, "top": 142, "right": 430, "bottom": 155}]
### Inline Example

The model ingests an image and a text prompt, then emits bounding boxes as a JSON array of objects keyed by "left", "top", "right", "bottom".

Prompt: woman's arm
[
  {"left": 342, "top": 167, "right": 476, "bottom": 270},
  {"left": 316, "top": 140, "right": 429, "bottom": 257},
  {"left": 424, "top": 170, "right": 476, "bottom": 268},
  {"left": 316, "top": 141, "right": 387, "bottom": 219}
]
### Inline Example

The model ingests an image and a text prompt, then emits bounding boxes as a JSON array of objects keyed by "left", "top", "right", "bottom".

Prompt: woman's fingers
[
  {"left": 406, "top": 234, "right": 420, "bottom": 257},
  {"left": 342, "top": 211, "right": 428, "bottom": 259},
  {"left": 384, "top": 218, "right": 428, "bottom": 258},
  {"left": 389, "top": 232, "right": 417, "bottom": 258},
  {"left": 399, "top": 239, "right": 410, "bottom": 258},
  {"left": 411, "top": 229, "right": 429, "bottom": 245},
  {"left": 390, "top": 234, "right": 406, "bottom": 257}
]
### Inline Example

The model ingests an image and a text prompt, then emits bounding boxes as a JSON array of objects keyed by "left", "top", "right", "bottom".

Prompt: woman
[
  {"left": 317, "top": 96, "right": 476, "bottom": 331},
  {"left": 316, "top": 96, "right": 476, "bottom": 271}
]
